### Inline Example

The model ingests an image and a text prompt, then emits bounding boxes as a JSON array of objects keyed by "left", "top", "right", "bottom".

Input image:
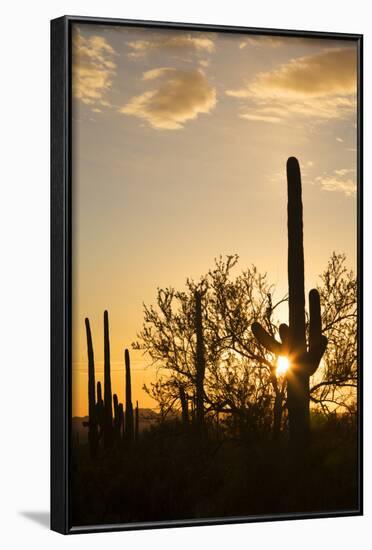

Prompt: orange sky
[{"left": 71, "top": 24, "right": 358, "bottom": 417}]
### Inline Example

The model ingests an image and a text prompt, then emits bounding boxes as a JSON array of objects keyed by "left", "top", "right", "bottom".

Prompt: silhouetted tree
[
  {"left": 195, "top": 290, "right": 206, "bottom": 428},
  {"left": 135, "top": 231, "right": 356, "bottom": 443},
  {"left": 204, "top": 256, "right": 287, "bottom": 437},
  {"left": 143, "top": 377, "right": 181, "bottom": 422},
  {"left": 310, "top": 252, "right": 357, "bottom": 414},
  {"left": 135, "top": 282, "right": 213, "bottom": 425},
  {"left": 135, "top": 260, "right": 286, "bottom": 435}
]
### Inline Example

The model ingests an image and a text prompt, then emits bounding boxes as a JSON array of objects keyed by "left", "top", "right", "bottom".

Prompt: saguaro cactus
[
  {"left": 103, "top": 310, "right": 113, "bottom": 448},
  {"left": 118, "top": 403, "right": 124, "bottom": 440},
  {"left": 135, "top": 400, "right": 139, "bottom": 442},
  {"left": 113, "top": 393, "right": 119, "bottom": 437},
  {"left": 252, "top": 157, "right": 327, "bottom": 447},
  {"left": 96, "top": 380, "right": 105, "bottom": 437},
  {"left": 85, "top": 317, "right": 99, "bottom": 458},
  {"left": 195, "top": 290, "right": 206, "bottom": 428},
  {"left": 113, "top": 394, "right": 124, "bottom": 442},
  {"left": 124, "top": 348, "right": 134, "bottom": 441}
]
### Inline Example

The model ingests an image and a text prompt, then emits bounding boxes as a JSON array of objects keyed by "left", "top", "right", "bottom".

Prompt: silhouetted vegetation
[
  {"left": 252, "top": 157, "right": 327, "bottom": 450},
  {"left": 82, "top": 310, "right": 138, "bottom": 457},
  {"left": 71, "top": 157, "right": 358, "bottom": 526}
]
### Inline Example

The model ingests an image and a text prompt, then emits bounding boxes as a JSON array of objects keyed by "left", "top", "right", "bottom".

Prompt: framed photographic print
[{"left": 51, "top": 15, "right": 363, "bottom": 534}]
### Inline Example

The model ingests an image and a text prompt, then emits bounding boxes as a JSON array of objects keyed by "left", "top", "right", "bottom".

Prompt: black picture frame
[{"left": 51, "top": 15, "right": 363, "bottom": 535}]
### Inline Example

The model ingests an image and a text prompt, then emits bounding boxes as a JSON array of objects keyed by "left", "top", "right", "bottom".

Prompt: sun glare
[{"left": 277, "top": 355, "right": 290, "bottom": 376}]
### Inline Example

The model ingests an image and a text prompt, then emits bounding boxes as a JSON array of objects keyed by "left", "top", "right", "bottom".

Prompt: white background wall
[{"left": 0, "top": 0, "right": 370, "bottom": 547}]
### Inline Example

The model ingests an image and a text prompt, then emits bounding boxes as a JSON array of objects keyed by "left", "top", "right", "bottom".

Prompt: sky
[{"left": 71, "top": 23, "right": 358, "bottom": 417}]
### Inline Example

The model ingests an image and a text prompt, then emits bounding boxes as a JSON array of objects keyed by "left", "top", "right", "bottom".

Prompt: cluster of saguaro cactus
[
  {"left": 252, "top": 157, "right": 327, "bottom": 448},
  {"left": 84, "top": 311, "right": 139, "bottom": 458}
]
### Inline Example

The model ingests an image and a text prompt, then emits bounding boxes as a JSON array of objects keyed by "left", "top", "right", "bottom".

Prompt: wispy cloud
[
  {"left": 315, "top": 168, "right": 356, "bottom": 196},
  {"left": 239, "top": 36, "right": 284, "bottom": 49},
  {"left": 240, "top": 113, "right": 281, "bottom": 123},
  {"left": 72, "top": 28, "right": 117, "bottom": 107},
  {"left": 239, "top": 35, "right": 352, "bottom": 51},
  {"left": 127, "top": 33, "right": 215, "bottom": 58},
  {"left": 120, "top": 68, "right": 217, "bottom": 130},
  {"left": 226, "top": 47, "right": 357, "bottom": 124}
]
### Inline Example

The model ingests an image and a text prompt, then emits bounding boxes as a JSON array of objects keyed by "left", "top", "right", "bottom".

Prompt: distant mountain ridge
[{"left": 72, "top": 408, "right": 160, "bottom": 444}]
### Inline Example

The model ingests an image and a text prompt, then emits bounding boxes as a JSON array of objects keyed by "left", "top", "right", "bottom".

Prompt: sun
[{"left": 277, "top": 355, "right": 290, "bottom": 376}]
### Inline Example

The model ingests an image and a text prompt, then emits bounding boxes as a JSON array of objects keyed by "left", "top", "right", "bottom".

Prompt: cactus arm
[
  {"left": 97, "top": 381, "right": 103, "bottom": 406},
  {"left": 251, "top": 322, "right": 283, "bottom": 355},
  {"left": 307, "top": 289, "right": 328, "bottom": 374},
  {"left": 113, "top": 393, "right": 119, "bottom": 419},
  {"left": 113, "top": 393, "right": 121, "bottom": 439},
  {"left": 307, "top": 335, "right": 328, "bottom": 375},
  {"left": 278, "top": 323, "right": 289, "bottom": 344},
  {"left": 308, "top": 289, "right": 322, "bottom": 351}
]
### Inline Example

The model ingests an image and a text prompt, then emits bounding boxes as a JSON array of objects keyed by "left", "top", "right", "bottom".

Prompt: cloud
[
  {"left": 315, "top": 168, "right": 356, "bottom": 196},
  {"left": 334, "top": 168, "right": 354, "bottom": 176},
  {"left": 72, "top": 28, "right": 117, "bottom": 107},
  {"left": 238, "top": 35, "right": 352, "bottom": 51},
  {"left": 120, "top": 68, "right": 216, "bottom": 130},
  {"left": 249, "top": 47, "right": 356, "bottom": 96},
  {"left": 127, "top": 33, "right": 215, "bottom": 58},
  {"left": 240, "top": 113, "right": 282, "bottom": 123},
  {"left": 226, "top": 47, "right": 357, "bottom": 124},
  {"left": 336, "top": 137, "right": 344, "bottom": 142},
  {"left": 239, "top": 36, "right": 284, "bottom": 49}
]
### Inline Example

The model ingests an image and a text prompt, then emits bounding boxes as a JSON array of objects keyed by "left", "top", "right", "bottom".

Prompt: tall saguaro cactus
[
  {"left": 103, "top": 310, "right": 113, "bottom": 448},
  {"left": 252, "top": 157, "right": 327, "bottom": 447},
  {"left": 85, "top": 317, "right": 99, "bottom": 458},
  {"left": 125, "top": 348, "right": 134, "bottom": 441},
  {"left": 195, "top": 290, "right": 206, "bottom": 428}
]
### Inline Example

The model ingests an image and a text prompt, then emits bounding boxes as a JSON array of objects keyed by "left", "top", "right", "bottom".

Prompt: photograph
[{"left": 69, "top": 20, "right": 360, "bottom": 528}]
